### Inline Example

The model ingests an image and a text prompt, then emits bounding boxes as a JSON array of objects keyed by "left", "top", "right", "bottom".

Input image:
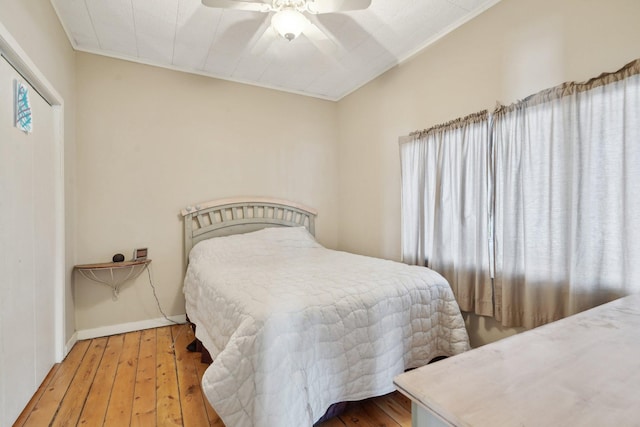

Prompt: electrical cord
[
  {"left": 146, "top": 265, "right": 181, "bottom": 325},
  {"left": 145, "top": 264, "right": 189, "bottom": 349}
]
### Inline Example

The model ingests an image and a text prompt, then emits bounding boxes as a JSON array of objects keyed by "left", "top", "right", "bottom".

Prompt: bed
[{"left": 181, "top": 197, "right": 470, "bottom": 427}]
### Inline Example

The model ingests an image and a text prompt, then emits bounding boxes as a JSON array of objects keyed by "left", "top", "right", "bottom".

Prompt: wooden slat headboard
[{"left": 181, "top": 197, "right": 317, "bottom": 265}]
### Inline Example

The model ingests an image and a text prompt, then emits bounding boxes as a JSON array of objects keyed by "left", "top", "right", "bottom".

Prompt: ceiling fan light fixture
[{"left": 271, "top": 9, "right": 307, "bottom": 41}]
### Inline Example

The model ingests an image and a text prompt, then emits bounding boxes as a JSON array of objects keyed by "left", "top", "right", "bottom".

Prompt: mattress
[{"left": 183, "top": 226, "right": 470, "bottom": 427}]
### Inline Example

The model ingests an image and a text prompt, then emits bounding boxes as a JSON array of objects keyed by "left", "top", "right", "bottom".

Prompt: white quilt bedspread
[{"left": 183, "top": 227, "right": 470, "bottom": 427}]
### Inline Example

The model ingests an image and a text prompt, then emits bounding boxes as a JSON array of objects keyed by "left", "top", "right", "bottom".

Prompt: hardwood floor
[{"left": 14, "top": 325, "right": 411, "bottom": 427}]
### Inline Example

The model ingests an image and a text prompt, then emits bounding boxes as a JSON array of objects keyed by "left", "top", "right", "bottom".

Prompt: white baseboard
[
  {"left": 76, "top": 314, "right": 188, "bottom": 341},
  {"left": 64, "top": 332, "right": 78, "bottom": 358}
]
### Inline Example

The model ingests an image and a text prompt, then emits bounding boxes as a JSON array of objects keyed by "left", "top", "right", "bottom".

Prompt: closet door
[{"left": 0, "top": 54, "right": 57, "bottom": 426}]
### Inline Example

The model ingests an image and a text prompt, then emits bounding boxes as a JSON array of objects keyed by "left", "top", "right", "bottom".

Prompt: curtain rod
[{"left": 400, "top": 57, "right": 640, "bottom": 144}]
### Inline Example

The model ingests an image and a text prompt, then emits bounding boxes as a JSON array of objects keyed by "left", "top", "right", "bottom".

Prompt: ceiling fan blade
[
  {"left": 306, "top": 0, "right": 372, "bottom": 14},
  {"left": 201, "top": 0, "right": 272, "bottom": 12},
  {"left": 248, "top": 17, "right": 277, "bottom": 55},
  {"left": 302, "top": 17, "right": 339, "bottom": 56}
]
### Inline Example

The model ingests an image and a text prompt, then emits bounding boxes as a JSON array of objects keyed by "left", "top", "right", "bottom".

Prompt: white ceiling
[{"left": 51, "top": 0, "right": 499, "bottom": 101}]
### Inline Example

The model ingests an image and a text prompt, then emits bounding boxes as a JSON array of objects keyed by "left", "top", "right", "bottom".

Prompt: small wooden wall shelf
[{"left": 74, "top": 259, "right": 151, "bottom": 299}]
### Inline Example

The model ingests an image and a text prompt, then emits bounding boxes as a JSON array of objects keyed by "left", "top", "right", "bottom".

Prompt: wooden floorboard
[
  {"left": 51, "top": 337, "right": 108, "bottom": 427},
  {"left": 334, "top": 397, "right": 407, "bottom": 427},
  {"left": 173, "top": 325, "right": 210, "bottom": 427},
  {"left": 12, "top": 363, "right": 60, "bottom": 427},
  {"left": 131, "top": 328, "right": 157, "bottom": 427},
  {"left": 104, "top": 331, "right": 141, "bottom": 426},
  {"left": 21, "top": 340, "right": 91, "bottom": 427},
  {"left": 78, "top": 334, "right": 124, "bottom": 426},
  {"left": 16, "top": 326, "right": 411, "bottom": 427},
  {"left": 371, "top": 392, "right": 412, "bottom": 425},
  {"left": 194, "top": 355, "right": 224, "bottom": 427},
  {"left": 156, "top": 326, "right": 183, "bottom": 426}
]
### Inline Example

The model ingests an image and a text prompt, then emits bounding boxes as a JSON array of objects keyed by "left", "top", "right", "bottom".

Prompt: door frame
[{"left": 0, "top": 22, "right": 66, "bottom": 362}]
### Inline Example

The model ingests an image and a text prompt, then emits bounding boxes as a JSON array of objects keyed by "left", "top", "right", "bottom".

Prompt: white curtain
[
  {"left": 400, "top": 112, "right": 493, "bottom": 315},
  {"left": 492, "top": 65, "right": 640, "bottom": 328}
]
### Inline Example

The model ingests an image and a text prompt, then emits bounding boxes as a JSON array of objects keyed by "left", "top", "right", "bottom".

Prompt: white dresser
[{"left": 394, "top": 294, "right": 640, "bottom": 426}]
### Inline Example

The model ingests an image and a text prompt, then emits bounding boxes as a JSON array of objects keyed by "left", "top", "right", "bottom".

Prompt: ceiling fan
[{"left": 201, "top": 0, "right": 371, "bottom": 49}]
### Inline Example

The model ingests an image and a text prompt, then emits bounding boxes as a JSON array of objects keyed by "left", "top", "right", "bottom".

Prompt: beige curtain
[
  {"left": 492, "top": 59, "right": 640, "bottom": 328},
  {"left": 400, "top": 111, "right": 494, "bottom": 316}
]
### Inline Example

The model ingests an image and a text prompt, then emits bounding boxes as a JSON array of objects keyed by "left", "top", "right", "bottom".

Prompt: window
[{"left": 401, "top": 59, "right": 640, "bottom": 327}]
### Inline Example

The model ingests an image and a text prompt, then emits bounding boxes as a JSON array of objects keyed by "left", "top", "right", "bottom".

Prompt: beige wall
[
  {"left": 336, "top": 0, "right": 640, "bottom": 346},
  {"left": 0, "top": 1, "right": 77, "bottom": 345},
  {"left": 74, "top": 54, "right": 338, "bottom": 331},
  {"left": 12, "top": 0, "right": 635, "bottom": 342}
]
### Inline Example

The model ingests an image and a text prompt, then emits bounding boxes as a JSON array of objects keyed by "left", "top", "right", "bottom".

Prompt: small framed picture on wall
[
  {"left": 133, "top": 248, "right": 148, "bottom": 261},
  {"left": 14, "top": 80, "right": 32, "bottom": 134}
]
